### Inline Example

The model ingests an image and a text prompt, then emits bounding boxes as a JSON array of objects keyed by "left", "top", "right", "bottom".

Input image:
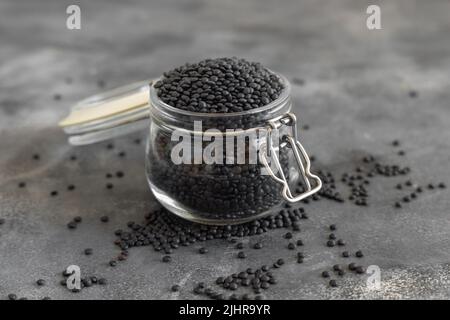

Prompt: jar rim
[{"left": 149, "top": 71, "right": 291, "bottom": 118}]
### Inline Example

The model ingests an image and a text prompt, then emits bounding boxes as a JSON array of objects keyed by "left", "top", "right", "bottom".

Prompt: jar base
[{"left": 148, "top": 181, "right": 281, "bottom": 226}]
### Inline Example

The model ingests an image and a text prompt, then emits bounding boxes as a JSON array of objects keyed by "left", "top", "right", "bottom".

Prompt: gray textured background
[{"left": 0, "top": 0, "right": 449, "bottom": 299}]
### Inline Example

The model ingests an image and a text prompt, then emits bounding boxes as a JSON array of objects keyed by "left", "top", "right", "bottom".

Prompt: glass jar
[
  {"left": 60, "top": 73, "right": 321, "bottom": 225},
  {"left": 145, "top": 73, "right": 321, "bottom": 224}
]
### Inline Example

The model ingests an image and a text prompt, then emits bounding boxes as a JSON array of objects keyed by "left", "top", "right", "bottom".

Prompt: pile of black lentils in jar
[
  {"left": 154, "top": 57, "right": 283, "bottom": 113},
  {"left": 148, "top": 57, "right": 292, "bottom": 221}
]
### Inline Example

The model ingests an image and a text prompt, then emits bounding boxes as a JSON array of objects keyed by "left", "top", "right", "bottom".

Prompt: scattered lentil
[
  {"left": 171, "top": 285, "right": 180, "bottom": 292},
  {"left": 237, "top": 251, "right": 246, "bottom": 259},
  {"left": 36, "top": 279, "right": 46, "bottom": 286}
]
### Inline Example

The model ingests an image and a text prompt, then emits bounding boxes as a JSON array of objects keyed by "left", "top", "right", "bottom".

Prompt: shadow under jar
[{"left": 146, "top": 74, "right": 321, "bottom": 225}]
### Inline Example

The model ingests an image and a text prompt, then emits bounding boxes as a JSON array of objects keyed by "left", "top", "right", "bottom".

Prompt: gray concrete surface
[{"left": 0, "top": 0, "right": 449, "bottom": 299}]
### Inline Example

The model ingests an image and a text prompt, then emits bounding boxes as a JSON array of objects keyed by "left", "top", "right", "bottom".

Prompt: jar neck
[{"left": 149, "top": 73, "right": 292, "bottom": 132}]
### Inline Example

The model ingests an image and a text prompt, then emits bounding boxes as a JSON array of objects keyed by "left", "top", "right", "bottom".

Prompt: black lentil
[
  {"left": 84, "top": 248, "right": 93, "bottom": 255},
  {"left": 216, "top": 277, "right": 224, "bottom": 284},
  {"left": 100, "top": 215, "right": 109, "bottom": 223},
  {"left": 171, "top": 285, "right": 180, "bottom": 292},
  {"left": 356, "top": 266, "right": 366, "bottom": 274},
  {"left": 229, "top": 283, "right": 238, "bottom": 290},
  {"left": 116, "top": 171, "right": 124, "bottom": 178},
  {"left": 36, "top": 279, "right": 46, "bottom": 286},
  {"left": 82, "top": 278, "right": 92, "bottom": 287},
  {"left": 355, "top": 250, "right": 364, "bottom": 258},
  {"left": 237, "top": 251, "right": 246, "bottom": 259},
  {"left": 260, "top": 282, "right": 270, "bottom": 289},
  {"left": 253, "top": 243, "right": 263, "bottom": 249},
  {"left": 67, "top": 221, "right": 77, "bottom": 229},
  {"left": 329, "top": 280, "right": 338, "bottom": 287},
  {"left": 8, "top": 293, "right": 17, "bottom": 300},
  {"left": 62, "top": 269, "right": 72, "bottom": 277}
]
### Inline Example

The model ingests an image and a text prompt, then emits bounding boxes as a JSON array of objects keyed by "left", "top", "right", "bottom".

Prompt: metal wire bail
[{"left": 259, "top": 113, "right": 322, "bottom": 203}]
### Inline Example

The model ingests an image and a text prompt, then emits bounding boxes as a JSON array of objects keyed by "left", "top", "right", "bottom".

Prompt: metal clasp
[{"left": 259, "top": 113, "right": 322, "bottom": 203}]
